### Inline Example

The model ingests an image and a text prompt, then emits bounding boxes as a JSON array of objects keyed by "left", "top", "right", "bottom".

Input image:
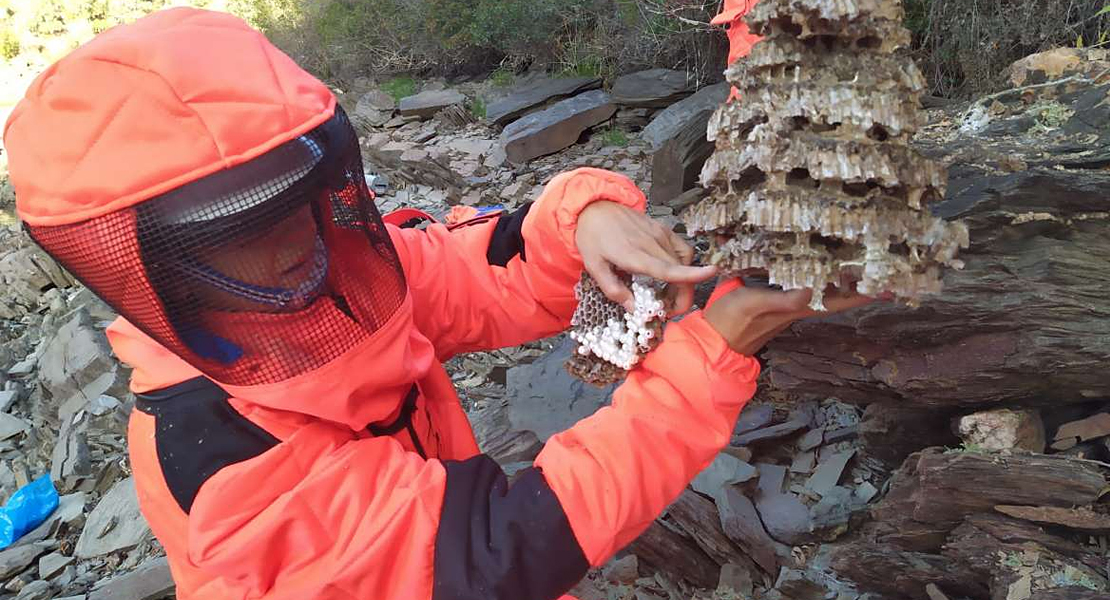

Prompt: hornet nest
[
  {"left": 684, "top": 0, "right": 970, "bottom": 310},
  {"left": 565, "top": 272, "right": 667, "bottom": 386}
]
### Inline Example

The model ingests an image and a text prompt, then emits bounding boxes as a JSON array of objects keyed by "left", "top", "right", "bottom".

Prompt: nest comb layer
[
  {"left": 565, "top": 272, "right": 667, "bottom": 386},
  {"left": 687, "top": 0, "right": 968, "bottom": 309}
]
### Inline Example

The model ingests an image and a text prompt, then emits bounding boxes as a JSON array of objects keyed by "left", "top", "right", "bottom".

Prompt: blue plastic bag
[{"left": 0, "top": 475, "right": 59, "bottom": 549}]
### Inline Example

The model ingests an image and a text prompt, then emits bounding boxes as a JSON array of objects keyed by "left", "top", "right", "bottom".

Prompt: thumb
[{"left": 586, "top": 260, "right": 635, "bottom": 312}]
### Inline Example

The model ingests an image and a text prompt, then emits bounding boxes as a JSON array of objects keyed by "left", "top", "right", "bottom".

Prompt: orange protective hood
[
  {"left": 107, "top": 294, "right": 438, "bottom": 430},
  {"left": 3, "top": 7, "right": 336, "bottom": 227}
]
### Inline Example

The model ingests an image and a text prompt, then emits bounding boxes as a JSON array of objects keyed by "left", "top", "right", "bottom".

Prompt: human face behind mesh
[{"left": 192, "top": 204, "right": 323, "bottom": 312}]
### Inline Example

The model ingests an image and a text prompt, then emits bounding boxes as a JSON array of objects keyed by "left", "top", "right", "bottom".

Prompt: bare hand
[
  {"left": 576, "top": 201, "right": 717, "bottom": 314},
  {"left": 703, "top": 279, "right": 876, "bottom": 355}
]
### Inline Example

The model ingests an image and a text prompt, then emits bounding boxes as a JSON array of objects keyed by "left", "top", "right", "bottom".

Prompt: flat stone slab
[
  {"left": 716, "top": 486, "right": 784, "bottom": 575},
  {"left": 0, "top": 543, "right": 49, "bottom": 581},
  {"left": 75, "top": 477, "right": 150, "bottom": 559},
  {"left": 733, "top": 403, "right": 774, "bottom": 436},
  {"left": 506, "top": 336, "right": 615, "bottom": 442},
  {"left": 805, "top": 449, "right": 856, "bottom": 496},
  {"left": 691, "top": 453, "right": 758, "bottom": 500},
  {"left": 487, "top": 76, "right": 602, "bottom": 126},
  {"left": 38, "top": 552, "right": 75, "bottom": 580},
  {"left": 611, "top": 68, "right": 696, "bottom": 108},
  {"left": 0, "top": 413, "right": 29, "bottom": 440},
  {"left": 398, "top": 89, "right": 466, "bottom": 119},
  {"left": 642, "top": 82, "right": 730, "bottom": 151},
  {"left": 88, "top": 557, "right": 174, "bottom": 600},
  {"left": 501, "top": 90, "right": 616, "bottom": 164}
]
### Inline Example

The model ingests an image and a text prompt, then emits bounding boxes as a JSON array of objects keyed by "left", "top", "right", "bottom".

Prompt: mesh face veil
[{"left": 24, "top": 107, "right": 409, "bottom": 386}]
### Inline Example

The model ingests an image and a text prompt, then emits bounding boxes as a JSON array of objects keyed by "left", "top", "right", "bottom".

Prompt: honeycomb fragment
[
  {"left": 565, "top": 272, "right": 667, "bottom": 386},
  {"left": 687, "top": 0, "right": 968, "bottom": 310}
]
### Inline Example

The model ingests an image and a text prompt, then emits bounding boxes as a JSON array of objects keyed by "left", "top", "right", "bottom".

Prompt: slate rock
[
  {"left": 611, "top": 69, "right": 696, "bottom": 108},
  {"left": 733, "top": 403, "right": 815, "bottom": 446},
  {"left": 0, "top": 390, "right": 18, "bottom": 412},
  {"left": 734, "top": 403, "right": 774, "bottom": 436},
  {"left": 774, "top": 568, "right": 828, "bottom": 600},
  {"left": 88, "top": 557, "right": 175, "bottom": 600},
  {"left": 1053, "top": 413, "right": 1110, "bottom": 447},
  {"left": 38, "top": 552, "right": 74, "bottom": 580},
  {"left": 351, "top": 92, "right": 394, "bottom": 132},
  {"left": 642, "top": 82, "right": 729, "bottom": 203},
  {"left": 52, "top": 413, "right": 91, "bottom": 491},
  {"left": 603, "top": 554, "right": 639, "bottom": 584},
  {"left": 487, "top": 76, "right": 602, "bottom": 125},
  {"left": 716, "top": 486, "right": 784, "bottom": 575},
  {"left": 754, "top": 464, "right": 815, "bottom": 545},
  {"left": 398, "top": 89, "right": 466, "bottom": 119},
  {"left": 506, "top": 336, "right": 615, "bottom": 442},
  {"left": 805, "top": 449, "right": 856, "bottom": 496},
  {"left": 797, "top": 428, "right": 824, "bottom": 451},
  {"left": 854, "top": 481, "right": 879, "bottom": 504},
  {"left": 37, "top": 309, "right": 116, "bottom": 402},
  {"left": 501, "top": 90, "right": 616, "bottom": 164},
  {"left": 0, "top": 413, "right": 29, "bottom": 440},
  {"left": 718, "top": 562, "right": 754, "bottom": 596},
  {"left": 808, "top": 485, "right": 855, "bottom": 540},
  {"left": 75, "top": 477, "right": 151, "bottom": 559},
  {"left": 691, "top": 453, "right": 757, "bottom": 500},
  {"left": 14, "top": 580, "right": 51, "bottom": 600},
  {"left": 790, "top": 451, "right": 816, "bottom": 474},
  {"left": 0, "top": 543, "right": 49, "bottom": 581}
]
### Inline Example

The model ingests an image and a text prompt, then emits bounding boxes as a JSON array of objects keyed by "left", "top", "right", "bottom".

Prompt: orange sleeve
[
  {"left": 389, "top": 167, "right": 647, "bottom": 360},
  {"left": 535, "top": 308, "right": 760, "bottom": 566}
]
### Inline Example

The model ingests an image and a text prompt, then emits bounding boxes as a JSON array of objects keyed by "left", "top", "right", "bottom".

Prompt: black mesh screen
[{"left": 26, "top": 107, "right": 408, "bottom": 386}]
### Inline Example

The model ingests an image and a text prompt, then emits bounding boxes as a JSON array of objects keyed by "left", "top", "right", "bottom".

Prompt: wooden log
[
  {"left": 760, "top": 83, "right": 1110, "bottom": 408},
  {"left": 627, "top": 519, "right": 720, "bottom": 590},
  {"left": 666, "top": 490, "right": 760, "bottom": 577},
  {"left": 943, "top": 520, "right": 1108, "bottom": 600},
  {"left": 828, "top": 542, "right": 989, "bottom": 600},
  {"left": 994, "top": 505, "right": 1110, "bottom": 535},
  {"left": 962, "top": 514, "right": 1091, "bottom": 560}
]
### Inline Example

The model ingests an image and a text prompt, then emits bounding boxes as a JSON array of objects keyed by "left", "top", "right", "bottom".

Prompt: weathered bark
[
  {"left": 627, "top": 519, "right": 720, "bottom": 590},
  {"left": 866, "top": 449, "right": 1106, "bottom": 552},
  {"left": 666, "top": 490, "right": 753, "bottom": 571},
  {"left": 1029, "top": 589, "right": 1110, "bottom": 600},
  {"left": 763, "top": 83, "right": 1110, "bottom": 408},
  {"left": 943, "top": 520, "right": 1108, "bottom": 600},
  {"left": 828, "top": 542, "right": 989, "bottom": 600}
]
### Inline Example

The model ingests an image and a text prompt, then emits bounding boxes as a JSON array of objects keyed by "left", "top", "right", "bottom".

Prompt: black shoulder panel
[
  {"left": 486, "top": 202, "right": 533, "bottom": 267},
  {"left": 136, "top": 377, "right": 280, "bottom": 514}
]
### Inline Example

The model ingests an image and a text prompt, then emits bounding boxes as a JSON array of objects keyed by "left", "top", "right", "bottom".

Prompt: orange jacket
[
  {"left": 713, "top": 0, "right": 764, "bottom": 100},
  {"left": 5, "top": 8, "right": 761, "bottom": 600}
]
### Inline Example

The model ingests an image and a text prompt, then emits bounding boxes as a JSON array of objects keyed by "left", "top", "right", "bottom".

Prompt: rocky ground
[{"left": 0, "top": 49, "right": 1108, "bottom": 600}]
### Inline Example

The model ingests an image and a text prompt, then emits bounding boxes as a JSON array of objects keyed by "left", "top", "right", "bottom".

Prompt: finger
[
  {"left": 628, "top": 254, "right": 719, "bottom": 284},
  {"left": 666, "top": 230, "right": 696, "bottom": 266},
  {"left": 585, "top": 259, "right": 634, "bottom": 311},
  {"left": 822, "top": 292, "right": 876, "bottom": 313}
]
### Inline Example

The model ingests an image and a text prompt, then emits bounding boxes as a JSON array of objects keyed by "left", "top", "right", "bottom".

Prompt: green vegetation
[
  {"left": 469, "top": 97, "right": 487, "bottom": 120},
  {"left": 382, "top": 76, "right": 417, "bottom": 102},
  {"left": 944, "top": 442, "right": 988, "bottom": 454},
  {"left": 598, "top": 125, "right": 628, "bottom": 147},
  {"left": 490, "top": 67, "right": 515, "bottom": 88}
]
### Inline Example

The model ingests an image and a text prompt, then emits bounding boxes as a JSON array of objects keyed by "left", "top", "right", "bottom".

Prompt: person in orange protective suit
[
  {"left": 3, "top": 8, "right": 871, "bottom": 600},
  {"left": 712, "top": 0, "right": 765, "bottom": 101}
]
